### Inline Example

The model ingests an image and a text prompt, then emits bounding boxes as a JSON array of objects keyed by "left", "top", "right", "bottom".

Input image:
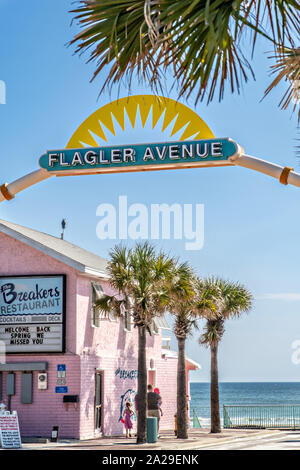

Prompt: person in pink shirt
[{"left": 122, "top": 402, "right": 134, "bottom": 438}]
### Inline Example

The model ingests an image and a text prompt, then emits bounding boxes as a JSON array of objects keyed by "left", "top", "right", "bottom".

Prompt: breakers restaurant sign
[
  {"left": 39, "top": 138, "right": 240, "bottom": 175},
  {"left": 0, "top": 275, "right": 65, "bottom": 353}
]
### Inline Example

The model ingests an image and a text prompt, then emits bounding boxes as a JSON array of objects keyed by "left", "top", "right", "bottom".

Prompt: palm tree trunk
[
  {"left": 137, "top": 325, "right": 147, "bottom": 443},
  {"left": 177, "top": 337, "right": 188, "bottom": 439},
  {"left": 210, "top": 342, "right": 221, "bottom": 433}
]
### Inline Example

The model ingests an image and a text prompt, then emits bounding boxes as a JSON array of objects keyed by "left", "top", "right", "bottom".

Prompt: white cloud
[{"left": 258, "top": 293, "right": 300, "bottom": 302}]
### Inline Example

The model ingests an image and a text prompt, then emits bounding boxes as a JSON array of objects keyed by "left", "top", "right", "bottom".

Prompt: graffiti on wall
[
  {"left": 115, "top": 368, "right": 138, "bottom": 380},
  {"left": 118, "top": 388, "right": 137, "bottom": 423}
]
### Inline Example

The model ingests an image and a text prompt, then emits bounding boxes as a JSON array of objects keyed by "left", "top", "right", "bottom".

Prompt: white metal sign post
[
  {"left": 0, "top": 95, "right": 298, "bottom": 203},
  {"left": 0, "top": 145, "right": 298, "bottom": 205}
]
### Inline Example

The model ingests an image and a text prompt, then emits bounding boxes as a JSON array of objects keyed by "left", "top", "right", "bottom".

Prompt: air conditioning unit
[{"left": 38, "top": 373, "right": 48, "bottom": 390}]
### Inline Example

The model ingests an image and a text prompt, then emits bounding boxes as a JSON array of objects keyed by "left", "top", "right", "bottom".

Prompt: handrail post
[{"left": 293, "top": 406, "right": 295, "bottom": 431}]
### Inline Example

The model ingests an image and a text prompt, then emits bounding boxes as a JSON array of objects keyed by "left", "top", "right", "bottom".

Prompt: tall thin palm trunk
[
  {"left": 177, "top": 337, "right": 188, "bottom": 439},
  {"left": 137, "top": 325, "right": 147, "bottom": 444},
  {"left": 200, "top": 278, "right": 253, "bottom": 434},
  {"left": 210, "top": 343, "right": 221, "bottom": 433}
]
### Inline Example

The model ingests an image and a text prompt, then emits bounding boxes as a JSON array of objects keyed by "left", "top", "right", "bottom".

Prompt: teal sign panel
[{"left": 39, "top": 138, "right": 238, "bottom": 173}]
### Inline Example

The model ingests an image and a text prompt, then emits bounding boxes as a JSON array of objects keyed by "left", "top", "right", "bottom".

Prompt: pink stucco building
[{"left": 0, "top": 219, "right": 199, "bottom": 439}]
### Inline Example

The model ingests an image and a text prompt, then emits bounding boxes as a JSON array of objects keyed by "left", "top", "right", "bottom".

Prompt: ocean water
[{"left": 190, "top": 382, "right": 300, "bottom": 427}]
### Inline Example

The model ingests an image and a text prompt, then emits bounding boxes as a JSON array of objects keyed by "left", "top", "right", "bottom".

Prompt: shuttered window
[
  {"left": 91, "top": 282, "right": 104, "bottom": 327},
  {"left": 6, "top": 373, "right": 15, "bottom": 396},
  {"left": 21, "top": 372, "right": 33, "bottom": 404},
  {"left": 91, "top": 282, "right": 118, "bottom": 327}
]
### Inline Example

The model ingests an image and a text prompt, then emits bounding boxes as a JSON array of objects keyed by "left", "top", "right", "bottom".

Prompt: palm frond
[
  {"left": 264, "top": 46, "right": 300, "bottom": 121},
  {"left": 195, "top": 277, "right": 224, "bottom": 319},
  {"left": 201, "top": 276, "right": 253, "bottom": 319},
  {"left": 103, "top": 241, "right": 185, "bottom": 329},
  {"left": 296, "top": 128, "right": 300, "bottom": 159},
  {"left": 70, "top": 0, "right": 299, "bottom": 104},
  {"left": 242, "top": 0, "right": 300, "bottom": 49},
  {"left": 106, "top": 244, "right": 132, "bottom": 292},
  {"left": 70, "top": 0, "right": 159, "bottom": 93},
  {"left": 94, "top": 293, "right": 124, "bottom": 318},
  {"left": 199, "top": 318, "right": 225, "bottom": 347},
  {"left": 164, "top": 259, "right": 199, "bottom": 339}
]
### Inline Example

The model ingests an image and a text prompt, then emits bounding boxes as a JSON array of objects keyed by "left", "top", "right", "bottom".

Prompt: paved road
[{"left": 198, "top": 431, "right": 300, "bottom": 450}]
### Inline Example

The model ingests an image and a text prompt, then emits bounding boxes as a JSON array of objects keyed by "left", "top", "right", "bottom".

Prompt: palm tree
[
  {"left": 95, "top": 241, "right": 177, "bottom": 444},
  {"left": 168, "top": 269, "right": 221, "bottom": 438},
  {"left": 168, "top": 263, "right": 197, "bottom": 439},
  {"left": 198, "top": 277, "right": 253, "bottom": 433},
  {"left": 70, "top": 1, "right": 298, "bottom": 107},
  {"left": 264, "top": 47, "right": 300, "bottom": 121}
]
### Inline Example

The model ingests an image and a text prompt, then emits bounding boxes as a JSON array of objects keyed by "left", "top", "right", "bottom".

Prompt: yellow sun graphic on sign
[{"left": 66, "top": 95, "right": 214, "bottom": 149}]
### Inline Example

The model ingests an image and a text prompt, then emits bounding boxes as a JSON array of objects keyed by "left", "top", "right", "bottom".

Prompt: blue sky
[{"left": 0, "top": 0, "right": 300, "bottom": 381}]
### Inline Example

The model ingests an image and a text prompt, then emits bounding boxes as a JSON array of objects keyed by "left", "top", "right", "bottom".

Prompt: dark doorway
[{"left": 95, "top": 372, "right": 103, "bottom": 432}]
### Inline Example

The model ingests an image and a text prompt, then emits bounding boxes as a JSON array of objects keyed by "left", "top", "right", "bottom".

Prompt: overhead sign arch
[
  {"left": 0, "top": 95, "right": 299, "bottom": 203},
  {"left": 66, "top": 95, "right": 215, "bottom": 148}
]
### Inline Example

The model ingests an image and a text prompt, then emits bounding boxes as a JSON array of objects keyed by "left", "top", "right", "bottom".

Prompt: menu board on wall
[{"left": 0, "top": 275, "right": 65, "bottom": 353}]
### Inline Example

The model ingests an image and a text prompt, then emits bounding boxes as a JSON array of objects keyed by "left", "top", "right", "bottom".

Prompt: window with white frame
[
  {"left": 91, "top": 282, "right": 104, "bottom": 327},
  {"left": 91, "top": 281, "right": 118, "bottom": 327}
]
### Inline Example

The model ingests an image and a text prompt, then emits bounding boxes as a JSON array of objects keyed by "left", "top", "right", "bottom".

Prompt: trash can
[{"left": 147, "top": 417, "right": 157, "bottom": 443}]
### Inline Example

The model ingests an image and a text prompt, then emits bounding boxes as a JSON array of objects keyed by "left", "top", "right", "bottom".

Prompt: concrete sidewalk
[{"left": 15, "top": 428, "right": 281, "bottom": 451}]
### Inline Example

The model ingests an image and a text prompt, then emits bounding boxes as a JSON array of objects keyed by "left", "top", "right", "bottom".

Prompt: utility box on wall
[{"left": 38, "top": 373, "right": 48, "bottom": 390}]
